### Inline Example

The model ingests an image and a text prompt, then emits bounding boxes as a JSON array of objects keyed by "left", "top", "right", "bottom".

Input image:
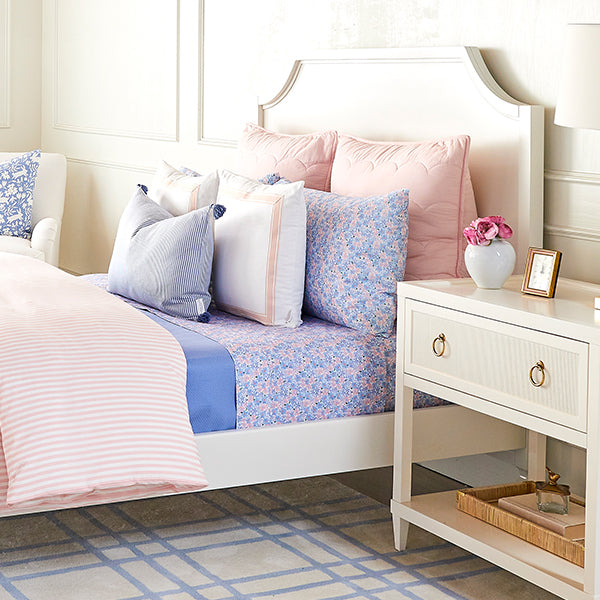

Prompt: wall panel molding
[
  {"left": 197, "top": 0, "right": 236, "bottom": 148},
  {"left": 0, "top": 0, "right": 10, "bottom": 128},
  {"left": 544, "top": 169, "right": 600, "bottom": 243},
  {"left": 545, "top": 224, "right": 600, "bottom": 244},
  {"left": 52, "top": 0, "right": 179, "bottom": 142},
  {"left": 52, "top": 122, "right": 179, "bottom": 143},
  {"left": 545, "top": 168, "right": 600, "bottom": 186},
  {"left": 67, "top": 156, "right": 155, "bottom": 175}
]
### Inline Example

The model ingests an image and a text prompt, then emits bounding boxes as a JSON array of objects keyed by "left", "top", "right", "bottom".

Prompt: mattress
[
  {"left": 84, "top": 275, "right": 448, "bottom": 432},
  {"left": 143, "top": 312, "right": 236, "bottom": 434},
  {"left": 132, "top": 306, "right": 396, "bottom": 429},
  {"left": 184, "top": 309, "right": 397, "bottom": 428}
]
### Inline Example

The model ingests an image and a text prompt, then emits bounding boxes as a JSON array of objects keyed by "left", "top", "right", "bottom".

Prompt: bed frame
[
  {"left": 195, "top": 47, "right": 544, "bottom": 491},
  {"left": 0, "top": 48, "right": 543, "bottom": 518}
]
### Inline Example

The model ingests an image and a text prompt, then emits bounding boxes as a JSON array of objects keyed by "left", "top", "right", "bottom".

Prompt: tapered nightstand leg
[
  {"left": 392, "top": 513, "right": 409, "bottom": 550},
  {"left": 584, "top": 345, "right": 600, "bottom": 596},
  {"left": 392, "top": 376, "right": 413, "bottom": 551}
]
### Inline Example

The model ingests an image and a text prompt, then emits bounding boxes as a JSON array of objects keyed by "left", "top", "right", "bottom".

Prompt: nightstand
[{"left": 391, "top": 275, "right": 600, "bottom": 600}]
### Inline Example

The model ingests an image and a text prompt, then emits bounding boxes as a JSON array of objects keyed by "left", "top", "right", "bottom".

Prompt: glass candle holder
[{"left": 536, "top": 467, "right": 570, "bottom": 514}]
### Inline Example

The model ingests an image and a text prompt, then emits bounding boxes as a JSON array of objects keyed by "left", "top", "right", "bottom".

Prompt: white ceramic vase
[{"left": 464, "top": 238, "right": 516, "bottom": 289}]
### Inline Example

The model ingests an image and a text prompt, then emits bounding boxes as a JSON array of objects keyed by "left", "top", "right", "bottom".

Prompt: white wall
[
  {"left": 36, "top": 0, "right": 600, "bottom": 280},
  {"left": 0, "top": 0, "right": 41, "bottom": 151}
]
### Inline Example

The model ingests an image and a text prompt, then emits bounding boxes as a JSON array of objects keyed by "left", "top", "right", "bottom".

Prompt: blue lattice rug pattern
[{"left": 0, "top": 476, "right": 558, "bottom": 600}]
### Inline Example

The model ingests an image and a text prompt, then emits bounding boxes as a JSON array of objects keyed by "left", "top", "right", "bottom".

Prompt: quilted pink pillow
[
  {"left": 237, "top": 123, "right": 338, "bottom": 191},
  {"left": 331, "top": 134, "right": 477, "bottom": 280}
]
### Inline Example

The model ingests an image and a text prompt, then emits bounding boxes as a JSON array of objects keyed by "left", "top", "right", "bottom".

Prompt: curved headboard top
[{"left": 258, "top": 47, "right": 544, "bottom": 273}]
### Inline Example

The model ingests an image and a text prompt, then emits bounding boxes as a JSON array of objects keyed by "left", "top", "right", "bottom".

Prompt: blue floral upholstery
[{"left": 0, "top": 150, "right": 41, "bottom": 239}]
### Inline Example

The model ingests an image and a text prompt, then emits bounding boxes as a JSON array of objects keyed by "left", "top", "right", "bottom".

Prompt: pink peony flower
[
  {"left": 463, "top": 227, "right": 481, "bottom": 245},
  {"left": 487, "top": 215, "right": 513, "bottom": 239},
  {"left": 475, "top": 217, "right": 499, "bottom": 241},
  {"left": 497, "top": 223, "right": 513, "bottom": 238},
  {"left": 463, "top": 215, "right": 513, "bottom": 245}
]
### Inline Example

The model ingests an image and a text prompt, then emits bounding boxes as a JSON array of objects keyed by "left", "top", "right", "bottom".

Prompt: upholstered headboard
[{"left": 257, "top": 47, "right": 544, "bottom": 273}]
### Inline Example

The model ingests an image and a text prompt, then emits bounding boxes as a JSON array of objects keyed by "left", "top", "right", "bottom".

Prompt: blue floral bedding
[{"left": 85, "top": 274, "right": 447, "bottom": 430}]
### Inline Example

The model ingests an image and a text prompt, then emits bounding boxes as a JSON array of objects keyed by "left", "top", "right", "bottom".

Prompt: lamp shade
[{"left": 555, "top": 23, "right": 600, "bottom": 130}]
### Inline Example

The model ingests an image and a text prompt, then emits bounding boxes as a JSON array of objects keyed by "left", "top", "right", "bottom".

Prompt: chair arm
[{"left": 30, "top": 217, "right": 58, "bottom": 264}]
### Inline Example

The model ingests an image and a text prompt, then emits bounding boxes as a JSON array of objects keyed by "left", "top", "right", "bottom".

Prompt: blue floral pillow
[
  {"left": 0, "top": 150, "right": 41, "bottom": 238},
  {"left": 261, "top": 173, "right": 409, "bottom": 335},
  {"left": 303, "top": 187, "right": 409, "bottom": 336}
]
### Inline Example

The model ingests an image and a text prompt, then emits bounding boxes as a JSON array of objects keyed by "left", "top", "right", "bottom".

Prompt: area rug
[{"left": 0, "top": 476, "right": 558, "bottom": 600}]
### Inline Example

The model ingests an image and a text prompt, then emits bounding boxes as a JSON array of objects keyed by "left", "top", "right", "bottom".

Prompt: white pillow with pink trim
[
  {"left": 212, "top": 170, "right": 306, "bottom": 328},
  {"left": 149, "top": 160, "right": 219, "bottom": 216}
]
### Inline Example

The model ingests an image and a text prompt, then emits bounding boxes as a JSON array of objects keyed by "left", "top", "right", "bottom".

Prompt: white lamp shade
[{"left": 555, "top": 23, "right": 600, "bottom": 130}]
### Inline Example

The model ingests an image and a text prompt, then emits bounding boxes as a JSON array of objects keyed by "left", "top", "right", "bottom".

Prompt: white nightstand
[{"left": 391, "top": 275, "right": 600, "bottom": 600}]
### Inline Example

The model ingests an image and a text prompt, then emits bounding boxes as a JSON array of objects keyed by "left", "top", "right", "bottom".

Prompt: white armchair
[{"left": 0, "top": 152, "right": 67, "bottom": 266}]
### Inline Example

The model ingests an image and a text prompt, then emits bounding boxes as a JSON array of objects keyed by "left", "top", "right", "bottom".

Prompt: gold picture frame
[{"left": 521, "top": 247, "right": 562, "bottom": 298}]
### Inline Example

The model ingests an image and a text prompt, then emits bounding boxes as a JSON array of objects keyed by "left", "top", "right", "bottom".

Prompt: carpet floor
[{"left": 0, "top": 476, "right": 559, "bottom": 600}]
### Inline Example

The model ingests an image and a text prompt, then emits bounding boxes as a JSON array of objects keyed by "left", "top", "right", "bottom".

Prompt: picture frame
[{"left": 521, "top": 247, "right": 562, "bottom": 298}]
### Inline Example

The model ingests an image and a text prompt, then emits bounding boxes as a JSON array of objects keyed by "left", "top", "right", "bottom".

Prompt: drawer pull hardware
[
  {"left": 432, "top": 333, "right": 446, "bottom": 357},
  {"left": 529, "top": 361, "right": 546, "bottom": 387}
]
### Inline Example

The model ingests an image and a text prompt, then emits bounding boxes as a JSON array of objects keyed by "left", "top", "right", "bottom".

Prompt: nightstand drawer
[{"left": 404, "top": 300, "right": 589, "bottom": 432}]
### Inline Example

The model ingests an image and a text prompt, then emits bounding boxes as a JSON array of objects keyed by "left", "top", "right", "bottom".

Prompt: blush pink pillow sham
[
  {"left": 330, "top": 134, "right": 477, "bottom": 281},
  {"left": 237, "top": 123, "right": 338, "bottom": 192}
]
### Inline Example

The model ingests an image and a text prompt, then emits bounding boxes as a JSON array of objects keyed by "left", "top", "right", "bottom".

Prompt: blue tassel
[
  {"left": 213, "top": 204, "right": 226, "bottom": 219},
  {"left": 197, "top": 311, "right": 210, "bottom": 323},
  {"left": 260, "top": 173, "right": 281, "bottom": 185},
  {"left": 138, "top": 184, "right": 149, "bottom": 194}
]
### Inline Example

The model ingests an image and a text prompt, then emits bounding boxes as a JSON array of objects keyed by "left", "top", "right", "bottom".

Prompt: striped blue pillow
[{"left": 107, "top": 185, "right": 224, "bottom": 321}]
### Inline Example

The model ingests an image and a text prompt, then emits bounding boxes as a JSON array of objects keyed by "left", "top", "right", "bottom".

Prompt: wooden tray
[{"left": 456, "top": 481, "right": 584, "bottom": 567}]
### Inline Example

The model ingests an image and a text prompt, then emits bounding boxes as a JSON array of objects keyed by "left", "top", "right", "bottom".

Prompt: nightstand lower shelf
[{"left": 391, "top": 491, "right": 585, "bottom": 599}]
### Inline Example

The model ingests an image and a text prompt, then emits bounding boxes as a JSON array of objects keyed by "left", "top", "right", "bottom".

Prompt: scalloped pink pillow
[
  {"left": 237, "top": 123, "right": 338, "bottom": 192},
  {"left": 331, "top": 134, "right": 477, "bottom": 280}
]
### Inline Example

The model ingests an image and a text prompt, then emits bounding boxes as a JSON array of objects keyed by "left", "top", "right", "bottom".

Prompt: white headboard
[{"left": 258, "top": 47, "right": 544, "bottom": 274}]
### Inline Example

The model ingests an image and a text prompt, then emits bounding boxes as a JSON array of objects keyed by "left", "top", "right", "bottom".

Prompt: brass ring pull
[
  {"left": 529, "top": 360, "right": 546, "bottom": 387},
  {"left": 432, "top": 333, "right": 446, "bottom": 357}
]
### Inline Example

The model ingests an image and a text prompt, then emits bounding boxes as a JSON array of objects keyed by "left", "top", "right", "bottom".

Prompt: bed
[
  {"left": 0, "top": 46, "right": 543, "bottom": 515},
  {"left": 192, "top": 46, "right": 543, "bottom": 488}
]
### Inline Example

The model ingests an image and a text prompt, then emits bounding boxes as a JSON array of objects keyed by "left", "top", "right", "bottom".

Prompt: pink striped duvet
[{"left": 0, "top": 254, "right": 207, "bottom": 514}]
